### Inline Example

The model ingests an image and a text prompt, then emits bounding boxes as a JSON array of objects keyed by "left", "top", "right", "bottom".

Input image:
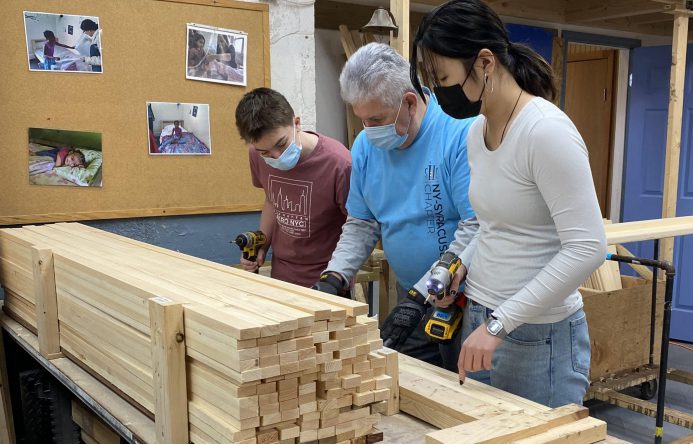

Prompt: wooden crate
[{"left": 580, "top": 276, "right": 664, "bottom": 381}]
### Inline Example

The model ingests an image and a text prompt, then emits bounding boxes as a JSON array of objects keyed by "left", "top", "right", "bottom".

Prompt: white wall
[
  {"left": 241, "top": 0, "right": 316, "bottom": 131},
  {"left": 150, "top": 103, "right": 185, "bottom": 134},
  {"left": 315, "top": 29, "right": 348, "bottom": 145},
  {"left": 182, "top": 104, "right": 212, "bottom": 148}
]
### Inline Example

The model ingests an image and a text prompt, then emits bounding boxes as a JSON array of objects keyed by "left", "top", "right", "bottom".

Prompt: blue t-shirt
[{"left": 347, "top": 91, "right": 476, "bottom": 288}]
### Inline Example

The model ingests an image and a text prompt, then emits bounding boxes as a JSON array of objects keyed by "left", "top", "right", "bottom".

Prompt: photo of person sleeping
[
  {"left": 147, "top": 102, "right": 212, "bottom": 155},
  {"left": 186, "top": 24, "right": 246, "bottom": 86},
  {"left": 24, "top": 12, "right": 103, "bottom": 73},
  {"left": 28, "top": 128, "right": 103, "bottom": 187}
]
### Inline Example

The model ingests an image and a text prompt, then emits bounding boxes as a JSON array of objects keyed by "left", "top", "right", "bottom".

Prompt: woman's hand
[
  {"left": 433, "top": 263, "right": 467, "bottom": 308},
  {"left": 458, "top": 323, "right": 503, "bottom": 383}
]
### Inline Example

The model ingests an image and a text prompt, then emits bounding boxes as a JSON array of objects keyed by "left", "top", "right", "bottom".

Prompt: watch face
[{"left": 488, "top": 320, "right": 503, "bottom": 335}]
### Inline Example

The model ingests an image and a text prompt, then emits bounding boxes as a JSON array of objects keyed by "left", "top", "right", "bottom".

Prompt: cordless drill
[
  {"left": 424, "top": 251, "right": 466, "bottom": 343},
  {"left": 232, "top": 231, "right": 267, "bottom": 272}
]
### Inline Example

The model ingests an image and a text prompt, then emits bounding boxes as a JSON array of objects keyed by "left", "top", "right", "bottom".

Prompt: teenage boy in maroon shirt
[{"left": 235, "top": 88, "right": 352, "bottom": 288}]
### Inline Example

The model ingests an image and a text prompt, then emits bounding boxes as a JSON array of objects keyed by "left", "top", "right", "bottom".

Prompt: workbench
[{"left": 0, "top": 313, "right": 630, "bottom": 444}]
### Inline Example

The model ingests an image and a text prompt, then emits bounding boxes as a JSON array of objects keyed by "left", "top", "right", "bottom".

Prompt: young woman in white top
[{"left": 410, "top": 0, "right": 607, "bottom": 407}]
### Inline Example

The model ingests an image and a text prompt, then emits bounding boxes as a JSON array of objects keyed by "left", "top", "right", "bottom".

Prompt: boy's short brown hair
[{"left": 235, "top": 88, "right": 294, "bottom": 143}]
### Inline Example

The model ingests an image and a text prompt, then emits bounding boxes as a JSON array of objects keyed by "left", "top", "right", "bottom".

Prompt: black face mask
[
  {"left": 434, "top": 84, "right": 482, "bottom": 119},
  {"left": 434, "top": 64, "right": 485, "bottom": 119}
]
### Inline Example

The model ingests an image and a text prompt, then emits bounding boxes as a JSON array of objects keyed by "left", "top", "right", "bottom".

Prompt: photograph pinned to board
[
  {"left": 23, "top": 11, "right": 102, "bottom": 73},
  {"left": 186, "top": 23, "right": 247, "bottom": 86},
  {"left": 148, "top": 102, "right": 212, "bottom": 155},
  {"left": 29, "top": 128, "right": 103, "bottom": 187}
]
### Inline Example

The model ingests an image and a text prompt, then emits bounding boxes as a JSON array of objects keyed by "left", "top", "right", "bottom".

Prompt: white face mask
[
  {"left": 263, "top": 126, "right": 302, "bottom": 171},
  {"left": 363, "top": 98, "right": 411, "bottom": 151}
]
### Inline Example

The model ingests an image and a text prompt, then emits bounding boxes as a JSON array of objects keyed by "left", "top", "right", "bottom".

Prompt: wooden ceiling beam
[{"left": 566, "top": 1, "right": 675, "bottom": 23}]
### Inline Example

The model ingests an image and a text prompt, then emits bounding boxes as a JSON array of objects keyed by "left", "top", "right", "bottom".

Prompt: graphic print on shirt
[
  {"left": 269, "top": 175, "right": 312, "bottom": 238},
  {"left": 424, "top": 163, "right": 448, "bottom": 253}
]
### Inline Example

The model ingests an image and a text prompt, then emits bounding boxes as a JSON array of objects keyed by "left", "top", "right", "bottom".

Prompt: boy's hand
[{"left": 239, "top": 248, "right": 266, "bottom": 273}]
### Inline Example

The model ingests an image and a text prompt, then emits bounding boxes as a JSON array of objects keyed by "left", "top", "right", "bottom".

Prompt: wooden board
[
  {"left": 603, "top": 216, "right": 693, "bottom": 244},
  {"left": 0, "top": 0, "right": 269, "bottom": 225}
]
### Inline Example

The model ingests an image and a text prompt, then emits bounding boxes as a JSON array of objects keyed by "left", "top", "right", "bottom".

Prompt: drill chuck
[
  {"left": 426, "top": 251, "right": 461, "bottom": 300},
  {"left": 234, "top": 233, "right": 253, "bottom": 249}
]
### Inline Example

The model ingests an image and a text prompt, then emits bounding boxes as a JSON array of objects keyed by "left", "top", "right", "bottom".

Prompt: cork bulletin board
[{"left": 1, "top": 0, "right": 269, "bottom": 225}]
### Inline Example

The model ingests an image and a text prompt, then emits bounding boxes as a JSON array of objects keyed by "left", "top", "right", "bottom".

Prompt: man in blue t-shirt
[{"left": 311, "top": 43, "right": 478, "bottom": 370}]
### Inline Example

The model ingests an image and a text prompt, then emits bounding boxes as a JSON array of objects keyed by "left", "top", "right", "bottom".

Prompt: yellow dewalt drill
[
  {"left": 424, "top": 251, "right": 466, "bottom": 343},
  {"left": 232, "top": 231, "right": 267, "bottom": 273}
]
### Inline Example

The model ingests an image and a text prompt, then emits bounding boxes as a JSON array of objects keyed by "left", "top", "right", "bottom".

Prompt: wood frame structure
[{"left": 318, "top": 0, "right": 693, "bottom": 265}]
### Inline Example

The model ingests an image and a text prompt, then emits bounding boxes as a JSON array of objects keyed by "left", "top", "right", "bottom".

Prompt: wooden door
[
  {"left": 564, "top": 46, "right": 617, "bottom": 218},
  {"left": 622, "top": 45, "right": 693, "bottom": 342}
]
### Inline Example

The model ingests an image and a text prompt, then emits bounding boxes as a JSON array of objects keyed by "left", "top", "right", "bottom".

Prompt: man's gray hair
[{"left": 339, "top": 43, "right": 415, "bottom": 109}]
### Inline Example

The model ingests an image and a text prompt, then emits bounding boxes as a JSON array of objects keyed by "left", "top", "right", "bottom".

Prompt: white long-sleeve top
[{"left": 464, "top": 97, "right": 607, "bottom": 333}]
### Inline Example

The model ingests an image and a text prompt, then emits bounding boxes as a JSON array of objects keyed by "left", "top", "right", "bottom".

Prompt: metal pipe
[
  {"left": 650, "top": 239, "right": 659, "bottom": 365},
  {"left": 607, "top": 252, "right": 675, "bottom": 444}
]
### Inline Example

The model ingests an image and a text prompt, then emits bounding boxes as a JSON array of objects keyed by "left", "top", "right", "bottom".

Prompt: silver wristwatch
[{"left": 485, "top": 315, "right": 507, "bottom": 339}]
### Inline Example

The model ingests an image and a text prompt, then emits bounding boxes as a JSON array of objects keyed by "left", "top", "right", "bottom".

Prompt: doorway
[{"left": 563, "top": 43, "right": 618, "bottom": 218}]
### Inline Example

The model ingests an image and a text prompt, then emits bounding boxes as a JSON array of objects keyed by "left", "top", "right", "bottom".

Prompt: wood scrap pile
[
  {"left": 581, "top": 244, "right": 623, "bottom": 292},
  {"left": 0, "top": 223, "right": 394, "bottom": 444},
  {"left": 397, "top": 354, "right": 609, "bottom": 443}
]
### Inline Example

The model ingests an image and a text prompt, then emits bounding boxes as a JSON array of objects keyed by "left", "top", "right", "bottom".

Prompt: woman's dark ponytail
[
  {"left": 411, "top": 0, "right": 556, "bottom": 102},
  {"left": 506, "top": 42, "right": 556, "bottom": 101}
]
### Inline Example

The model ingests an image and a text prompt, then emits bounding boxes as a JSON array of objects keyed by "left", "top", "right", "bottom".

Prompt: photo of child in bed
[
  {"left": 186, "top": 24, "right": 246, "bottom": 86},
  {"left": 147, "top": 102, "right": 212, "bottom": 155},
  {"left": 28, "top": 128, "right": 103, "bottom": 187}
]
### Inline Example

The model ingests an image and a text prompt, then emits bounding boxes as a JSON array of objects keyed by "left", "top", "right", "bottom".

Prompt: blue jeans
[{"left": 461, "top": 299, "right": 590, "bottom": 407}]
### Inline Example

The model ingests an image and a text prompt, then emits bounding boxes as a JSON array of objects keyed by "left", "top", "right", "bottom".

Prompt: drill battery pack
[{"left": 424, "top": 294, "right": 467, "bottom": 343}]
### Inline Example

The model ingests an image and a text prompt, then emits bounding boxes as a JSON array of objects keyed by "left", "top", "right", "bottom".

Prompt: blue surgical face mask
[
  {"left": 263, "top": 126, "right": 302, "bottom": 171},
  {"left": 363, "top": 98, "right": 411, "bottom": 151}
]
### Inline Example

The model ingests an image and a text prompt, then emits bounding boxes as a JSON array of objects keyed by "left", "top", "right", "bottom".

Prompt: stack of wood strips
[
  {"left": 581, "top": 245, "right": 622, "bottom": 292},
  {"left": 0, "top": 223, "right": 395, "bottom": 444},
  {"left": 397, "top": 354, "right": 609, "bottom": 443}
]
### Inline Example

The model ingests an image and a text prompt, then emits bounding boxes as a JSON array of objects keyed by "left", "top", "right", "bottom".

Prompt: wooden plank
[
  {"left": 512, "top": 417, "right": 606, "bottom": 443},
  {"left": 668, "top": 368, "right": 693, "bottom": 385},
  {"left": 595, "top": 388, "right": 693, "bottom": 429},
  {"left": 566, "top": 1, "right": 672, "bottom": 23},
  {"left": 0, "top": 204, "right": 265, "bottom": 226},
  {"left": 71, "top": 400, "right": 120, "bottom": 444},
  {"left": 378, "top": 349, "right": 399, "bottom": 415},
  {"left": 31, "top": 247, "right": 62, "bottom": 359},
  {"left": 671, "top": 433, "right": 693, "bottom": 444},
  {"left": 149, "top": 297, "right": 189, "bottom": 444},
  {"left": 661, "top": 11, "right": 690, "bottom": 265},
  {"left": 390, "top": 0, "right": 410, "bottom": 60},
  {"left": 26, "top": 225, "right": 291, "bottom": 337},
  {"left": 603, "top": 216, "right": 693, "bottom": 244},
  {"left": 398, "top": 353, "right": 548, "bottom": 415},
  {"left": 72, "top": 221, "right": 367, "bottom": 316},
  {"left": 51, "top": 223, "right": 346, "bottom": 321},
  {"left": 426, "top": 404, "right": 589, "bottom": 444},
  {"left": 399, "top": 369, "right": 503, "bottom": 428},
  {"left": 0, "top": 257, "right": 35, "bottom": 305}
]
